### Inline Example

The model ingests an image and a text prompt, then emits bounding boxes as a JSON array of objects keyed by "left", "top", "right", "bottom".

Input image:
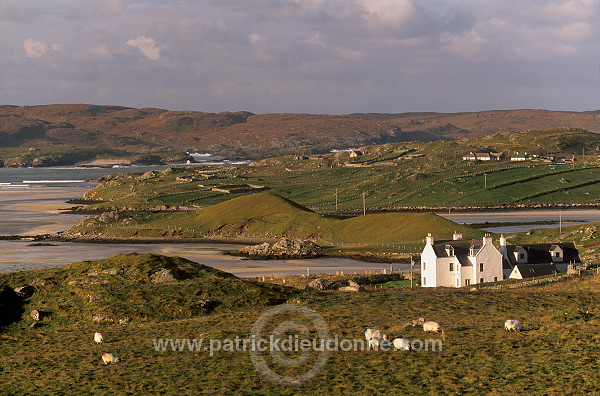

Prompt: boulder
[
  {"left": 151, "top": 268, "right": 184, "bottom": 283},
  {"left": 14, "top": 285, "right": 35, "bottom": 299},
  {"left": 305, "top": 278, "right": 333, "bottom": 291}
]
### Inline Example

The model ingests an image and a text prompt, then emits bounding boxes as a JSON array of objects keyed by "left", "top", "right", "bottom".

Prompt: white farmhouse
[{"left": 420, "top": 232, "right": 503, "bottom": 288}]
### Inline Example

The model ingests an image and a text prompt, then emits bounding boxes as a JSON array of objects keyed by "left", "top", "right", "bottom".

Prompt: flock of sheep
[
  {"left": 92, "top": 318, "right": 523, "bottom": 364},
  {"left": 94, "top": 332, "right": 120, "bottom": 365},
  {"left": 366, "top": 318, "right": 523, "bottom": 351}
]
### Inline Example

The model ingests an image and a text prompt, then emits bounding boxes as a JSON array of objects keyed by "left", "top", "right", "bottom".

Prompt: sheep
[
  {"left": 423, "top": 321, "right": 442, "bottom": 333},
  {"left": 504, "top": 320, "right": 523, "bottom": 332},
  {"left": 365, "top": 328, "right": 388, "bottom": 341},
  {"left": 392, "top": 338, "right": 410, "bottom": 351},
  {"left": 368, "top": 336, "right": 390, "bottom": 351},
  {"left": 94, "top": 332, "right": 104, "bottom": 344},
  {"left": 101, "top": 353, "right": 120, "bottom": 365}
]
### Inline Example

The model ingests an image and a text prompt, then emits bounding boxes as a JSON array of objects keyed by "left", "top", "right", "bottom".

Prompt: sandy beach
[
  {"left": 0, "top": 186, "right": 407, "bottom": 276},
  {"left": 0, "top": 187, "right": 90, "bottom": 236}
]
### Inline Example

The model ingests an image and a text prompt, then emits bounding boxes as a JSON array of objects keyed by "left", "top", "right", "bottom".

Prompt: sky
[{"left": 0, "top": 0, "right": 598, "bottom": 114}]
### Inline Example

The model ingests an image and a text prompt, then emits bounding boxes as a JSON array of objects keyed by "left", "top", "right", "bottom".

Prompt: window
[
  {"left": 456, "top": 279, "right": 460, "bottom": 287},
  {"left": 479, "top": 263, "right": 484, "bottom": 272},
  {"left": 494, "top": 277, "right": 498, "bottom": 282},
  {"left": 520, "top": 254, "right": 525, "bottom": 260},
  {"left": 423, "top": 277, "right": 426, "bottom": 285},
  {"left": 449, "top": 262, "right": 453, "bottom": 271},
  {"left": 465, "top": 279, "right": 471, "bottom": 286},
  {"left": 480, "top": 278, "right": 484, "bottom": 284},
  {"left": 423, "top": 262, "right": 426, "bottom": 271}
]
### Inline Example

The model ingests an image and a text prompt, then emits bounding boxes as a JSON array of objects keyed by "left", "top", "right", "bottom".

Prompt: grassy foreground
[{"left": 1, "top": 252, "right": 599, "bottom": 395}]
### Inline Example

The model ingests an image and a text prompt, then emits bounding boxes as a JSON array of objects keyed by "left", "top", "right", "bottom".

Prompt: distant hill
[
  {"left": 1, "top": 104, "right": 599, "bottom": 159},
  {"left": 71, "top": 192, "right": 484, "bottom": 245}
]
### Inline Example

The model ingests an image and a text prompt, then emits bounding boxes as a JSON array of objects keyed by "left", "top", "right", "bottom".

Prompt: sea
[{"left": 0, "top": 153, "right": 245, "bottom": 189}]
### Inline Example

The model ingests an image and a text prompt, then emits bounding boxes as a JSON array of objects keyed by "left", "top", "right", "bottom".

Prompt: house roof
[
  {"left": 503, "top": 242, "right": 581, "bottom": 267},
  {"left": 511, "top": 263, "right": 558, "bottom": 278},
  {"left": 431, "top": 240, "right": 484, "bottom": 265}
]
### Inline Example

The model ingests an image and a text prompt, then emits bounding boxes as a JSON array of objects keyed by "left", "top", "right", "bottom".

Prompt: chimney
[
  {"left": 426, "top": 233, "right": 434, "bottom": 246},
  {"left": 453, "top": 231, "right": 463, "bottom": 240},
  {"left": 482, "top": 233, "right": 492, "bottom": 246},
  {"left": 499, "top": 234, "right": 508, "bottom": 259}
]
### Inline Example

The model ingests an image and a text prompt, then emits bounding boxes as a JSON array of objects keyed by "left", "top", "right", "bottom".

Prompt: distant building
[
  {"left": 510, "top": 152, "right": 530, "bottom": 161},
  {"left": 349, "top": 150, "right": 364, "bottom": 157},
  {"left": 420, "top": 233, "right": 582, "bottom": 287},
  {"left": 462, "top": 152, "right": 503, "bottom": 161}
]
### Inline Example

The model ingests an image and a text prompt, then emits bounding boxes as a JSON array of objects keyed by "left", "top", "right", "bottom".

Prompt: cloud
[
  {"left": 23, "top": 38, "right": 61, "bottom": 59},
  {"left": 126, "top": 36, "right": 161, "bottom": 60}
]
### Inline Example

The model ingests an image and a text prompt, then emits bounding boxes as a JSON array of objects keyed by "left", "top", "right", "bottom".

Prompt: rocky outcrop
[
  {"left": 151, "top": 268, "right": 184, "bottom": 283},
  {"left": 305, "top": 278, "right": 334, "bottom": 291},
  {"left": 240, "top": 238, "right": 321, "bottom": 259}
]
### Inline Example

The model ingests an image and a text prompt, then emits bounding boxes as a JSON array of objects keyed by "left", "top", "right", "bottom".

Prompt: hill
[
  {"left": 1, "top": 258, "right": 599, "bottom": 394},
  {"left": 0, "top": 253, "right": 296, "bottom": 326},
  {"left": 1, "top": 104, "right": 599, "bottom": 162},
  {"left": 77, "top": 128, "right": 600, "bottom": 212},
  {"left": 70, "top": 192, "right": 484, "bottom": 246}
]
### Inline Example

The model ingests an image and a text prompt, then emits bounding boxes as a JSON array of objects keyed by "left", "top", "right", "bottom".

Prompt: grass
[
  {"left": 1, "top": 258, "right": 600, "bottom": 394},
  {"left": 70, "top": 192, "right": 484, "bottom": 246},
  {"left": 76, "top": 128, "right": 600, "bottom": 213}
]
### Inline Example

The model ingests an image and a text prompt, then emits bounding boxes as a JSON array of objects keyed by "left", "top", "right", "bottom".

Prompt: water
[
  {"left": 0, "top": 240, "right": 404, "bottom": 277},
  {"left": 438, "top": 209, "right": 600, "bottom": 233},
  {"left": 0, "top": 153, "right": 248, "bottom": 188}
]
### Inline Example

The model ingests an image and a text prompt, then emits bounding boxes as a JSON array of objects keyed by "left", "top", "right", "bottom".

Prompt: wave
[{"left": 23, "top": 180, "right": 88, "bottom": 184}]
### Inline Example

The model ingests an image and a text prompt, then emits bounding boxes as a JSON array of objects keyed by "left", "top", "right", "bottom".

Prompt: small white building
[{"left": 420, "top": 232, "right": 504, "bottom": 288}]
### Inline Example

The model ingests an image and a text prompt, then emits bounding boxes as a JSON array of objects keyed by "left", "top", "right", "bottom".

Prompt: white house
[
  {"left": 420, "top": 232, "right": 503, "bottom": 288},
  {"left": 421, "top": 233, "right": 582, "bottom": 287}
]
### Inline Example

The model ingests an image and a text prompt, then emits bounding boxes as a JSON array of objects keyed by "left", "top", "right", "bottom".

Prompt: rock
[
  {"left": 92, "top": 314, "right": 114, "bottom": 323},
  {"left": 30, "top": 310, "right": 41, "bottom": 321},
  {"left": 338, "top": 286, "right": 366, "bottom": 292},
  {"left": 98, "top": 211, "right": 120, "bottom": 223},
  {"left": 240, "top": 238, "right": 321, "bottom": 259},
  {"left": 14, "top": 285, "right": 35, "bottom": 299},
  {"left": 305, "top": 278, "right": 333, "bottom": 291},
  {"left": 348, "top": 280, "right": 361, "bottom": 287},
  {"left": 151, "top": 268, "right": 184, "bottom": 283},
  {"left": 118, "top": 316, "right": 132, "bottom": 325}
]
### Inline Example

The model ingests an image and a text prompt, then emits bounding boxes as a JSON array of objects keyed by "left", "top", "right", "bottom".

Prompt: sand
[{"left": 0, "top": 187, "right": 89, "bottom": 236}]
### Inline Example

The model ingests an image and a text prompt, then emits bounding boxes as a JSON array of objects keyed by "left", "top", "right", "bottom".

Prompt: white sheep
[
  {"left": 368, "top": 336, "right": 390, "bottom": 351},
  {"left": 94, "top": 332, "right": 104, "bottom": 344},
  {"left": 101, "top": 353, "right": 120, "bottom": 365},
  {"left": 423, "top": 321, "right": 442, "bottom": 333},
  {"left": 504, "top": 320, "right": 523, "bottom": 332},
  {"left": 392, "top": 338, "right": 410, "bottom": 351},
  {"left": 365, "top": 328, "right": 388, "bottom": 341}
]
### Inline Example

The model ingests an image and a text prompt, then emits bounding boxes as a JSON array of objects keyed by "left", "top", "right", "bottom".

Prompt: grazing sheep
[
  {"left": 365, "top": 328, "right": 388, "bottom": 341},
  {"left": 94, "top": 332, "right": 104, "bottom": 344},
  {"left": 368, "top": 336, "right": 390, "bottom": 350},
  {"left": 101, "top": 353, "right": 120, "bottom": 365},
  {"left": 504, "top": 320, "right": 523, "bottom": 332},
  {"left": 392, "top": 338, "right": 410, "bottom": 351},
  {"left": 423, "top": 321, "right": 442, "bottom": 333}
]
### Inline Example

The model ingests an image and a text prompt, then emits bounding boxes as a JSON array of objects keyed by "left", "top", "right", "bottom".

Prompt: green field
[
  {"left": 1, "top": 253, "right": 599, "bottom": 394},
  {"left": 78, "top": 128, "right": 600, "bottom": 213}
]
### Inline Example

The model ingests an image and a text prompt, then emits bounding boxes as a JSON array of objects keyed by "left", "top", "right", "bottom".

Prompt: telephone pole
[{"left": 362, "top": 192, "right": 366, "bottom": 215}]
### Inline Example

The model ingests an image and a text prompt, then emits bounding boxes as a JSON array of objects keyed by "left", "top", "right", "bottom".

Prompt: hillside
[
  {"left": 0, "top": 252, "right": 295, "bottom": 326},
  {"left": 77, "top": 128, "right": 600, "bottom": 212},
  {"left": 0, "top": 104, "right": 599, "bottom": 162},
  {"left": 1, "top": 258, "right": 599, "bottom": 394},
  {"left": 69, "top": 192, "right": 484, "bottom": 246}
]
